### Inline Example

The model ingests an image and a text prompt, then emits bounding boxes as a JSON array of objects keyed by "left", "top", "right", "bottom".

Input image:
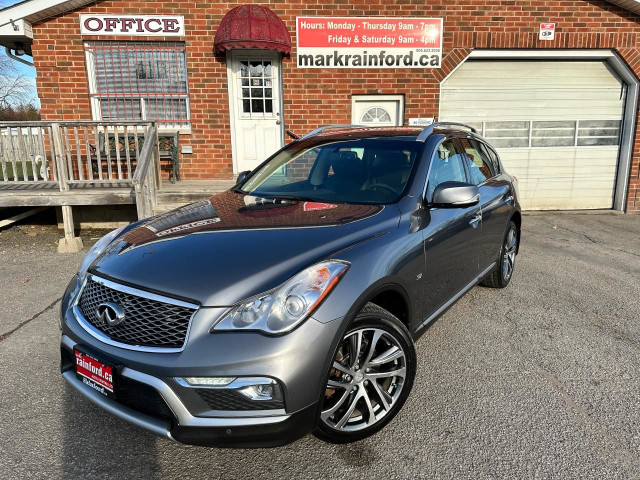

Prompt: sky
[{"left": 1, "top": 0, "right": 39, "bottom": 105}]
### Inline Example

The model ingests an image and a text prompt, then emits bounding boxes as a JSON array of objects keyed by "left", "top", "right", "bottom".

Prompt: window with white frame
[
  {"left": 85, "top": 41, "right": 191, "bottom": 129},
  {"left": 238, "top": 59, "right": 275, "bottom": 117},
  {"left": 466, "top": 120, "right": 621, "bottom": 148}
]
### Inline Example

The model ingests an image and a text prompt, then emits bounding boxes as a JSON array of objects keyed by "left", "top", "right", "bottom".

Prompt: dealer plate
[{"left": 74, "top": 348, "right": 116, "bottom": 399}]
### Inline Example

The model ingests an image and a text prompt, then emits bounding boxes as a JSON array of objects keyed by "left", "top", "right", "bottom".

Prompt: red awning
[{"left": 214, "top": 5, "right": 291, "bottom": 55}]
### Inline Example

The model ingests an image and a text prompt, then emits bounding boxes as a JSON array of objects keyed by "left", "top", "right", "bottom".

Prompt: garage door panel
[
  {"left": 441, "top": 60, "right": 623, "bottom": 210},
  {"left": 444, "top": 61, "right": 623, "bottom": 88}
]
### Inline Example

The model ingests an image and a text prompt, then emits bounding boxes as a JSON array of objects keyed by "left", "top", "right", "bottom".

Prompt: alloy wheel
[
  {"left": 502, "top": 226, "right": 517, "bottom": 281},
  {"left": 321, "top": 327, "right": 407, "bottom": 432}
]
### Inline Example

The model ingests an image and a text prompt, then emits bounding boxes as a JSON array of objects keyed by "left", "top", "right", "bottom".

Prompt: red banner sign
[{"left": 297, "top": 17, "right": 442, "bottom": 69}]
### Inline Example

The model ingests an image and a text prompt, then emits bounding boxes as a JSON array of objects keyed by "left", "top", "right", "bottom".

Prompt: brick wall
[{"left": 31, "top": 0, "right": 640, "bottom": 212}]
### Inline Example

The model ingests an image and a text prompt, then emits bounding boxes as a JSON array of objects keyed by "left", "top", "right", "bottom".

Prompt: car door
[
  {"left": 459, "top": 137, "right": 513, "bottom": 271},
  {"left": 420, "top": 137, "right": 482, "bottom": 325}
]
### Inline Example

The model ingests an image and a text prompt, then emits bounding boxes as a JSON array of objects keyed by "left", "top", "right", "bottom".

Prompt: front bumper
[
  {"left": 60, "top": 274, "right": 347, "bottom": 448},
  {"left": 61, "top": 335, "right": 319, "bottom": 447}
]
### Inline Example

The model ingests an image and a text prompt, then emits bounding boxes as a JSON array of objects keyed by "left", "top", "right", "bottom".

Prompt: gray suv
[{"left": 60, "top": 123, "right": 521, "bottom": 447}]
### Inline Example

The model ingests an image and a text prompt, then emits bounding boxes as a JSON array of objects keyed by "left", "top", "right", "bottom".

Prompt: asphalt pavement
[{"left": 0, "top": 213, "right": 639, "bottom": 479}]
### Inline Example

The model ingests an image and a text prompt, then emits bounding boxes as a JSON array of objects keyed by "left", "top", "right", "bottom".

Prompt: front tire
[
  {"left": 480, "top": 220, "right": 518, "bottom": 288},
  {"left": 314, "top": 303, "right": 416, "bottom": 444}
]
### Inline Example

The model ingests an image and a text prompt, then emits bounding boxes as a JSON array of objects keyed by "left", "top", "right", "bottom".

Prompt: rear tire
[
  {"left": 314, "top": 303, "right": 416, "bottom": 444},
  {"left": 480, "top": 220, "right": 518, "bottom": 289}
]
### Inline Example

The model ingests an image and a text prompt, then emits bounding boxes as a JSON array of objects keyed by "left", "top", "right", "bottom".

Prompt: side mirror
[
  {"left": 430, "top": 181, "right": 480, "bottom": 208},
  {"left": 236, "top": 170, "right": 251, "bottom": 185}
]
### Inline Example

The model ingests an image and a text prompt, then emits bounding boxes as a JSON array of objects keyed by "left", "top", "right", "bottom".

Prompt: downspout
[{"left": 5, "top": 46, "right": 33, "bottom": 67}]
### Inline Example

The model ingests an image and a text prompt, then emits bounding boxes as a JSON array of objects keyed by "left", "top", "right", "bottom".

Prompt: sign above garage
[
  {"left": 79, "top": 14, "right": 185, "bottom": 36},
  {"left": 296, "top": 17, "right": 442, "bottom": 68}
]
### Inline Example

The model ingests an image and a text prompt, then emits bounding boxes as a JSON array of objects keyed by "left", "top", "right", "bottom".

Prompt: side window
[
  {"left": 480, "top": 142, "right": 501, "bottom": 175},
  {"left": 461, "top": 138, "right": 496, "bottom": 185},
  {"left": 426, "top": 140, "right": 467, "bottom": 202}
]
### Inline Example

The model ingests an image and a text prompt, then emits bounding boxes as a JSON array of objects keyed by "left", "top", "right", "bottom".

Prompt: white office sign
[{"left": 80, "top": 14, "right": 185, "bottom": 36}]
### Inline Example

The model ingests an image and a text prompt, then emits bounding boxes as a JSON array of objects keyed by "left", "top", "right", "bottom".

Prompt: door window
[
  {"left": 425, "top": 140, "right": 467, "bottom": 202},
  {"left": 460, "top": 138, "right": 496, "bottom": 185},
  {"left": 480, "top": 143, "right": 501, "bottom": 175},
  {"left": 239, "top": 59, "right": 275, "bottom": 117}
]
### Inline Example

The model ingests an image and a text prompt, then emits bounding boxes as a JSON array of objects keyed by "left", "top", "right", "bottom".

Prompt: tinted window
[
  {"left": 461, "top": 138, "right": 496, "bottom": 185},
  {"left": 240, "top": 138, "right": 423, "bottom": 204},
  {"left": 479, "top": 142, "right": 501, "bottom": 175},
  {"left": 426, "top": 140, "right": 467, "bottom": 202}
]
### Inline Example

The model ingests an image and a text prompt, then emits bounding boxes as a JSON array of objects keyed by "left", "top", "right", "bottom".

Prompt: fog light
[
  {"left": 183, "top": 377, "right": 235, "bottom": 386},
  {"left": 237, "top": 381, "right": 283, "bottom": 402}
]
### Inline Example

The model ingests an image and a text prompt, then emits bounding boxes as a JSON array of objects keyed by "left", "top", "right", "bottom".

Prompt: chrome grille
[{"left": 77, "top": 276, "right": 197, "bottom": 349}]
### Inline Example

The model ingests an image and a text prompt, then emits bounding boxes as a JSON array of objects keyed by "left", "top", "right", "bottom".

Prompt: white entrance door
[
  {"left": 352, "top": 95, "right": 404, "bottom": 126},
  {"left": 227, "top": 51, "right": 283, "bottom": 173}
]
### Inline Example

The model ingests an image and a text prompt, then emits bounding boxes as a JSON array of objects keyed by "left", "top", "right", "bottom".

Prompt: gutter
[{"left": 5, "top": 46, "right": 33, "bottom": 67}]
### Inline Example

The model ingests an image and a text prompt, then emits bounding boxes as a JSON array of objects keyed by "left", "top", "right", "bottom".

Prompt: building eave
[
  {"left": 607, "top": 0, "right": 640, "bottom": 16},
  {"left": 0, "top": 0, "right": 105, "bottom": 55}
]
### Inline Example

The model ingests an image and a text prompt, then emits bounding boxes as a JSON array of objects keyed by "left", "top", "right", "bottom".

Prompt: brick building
[{"left": 1, "top": 0, "right": 640, "bottom": 212}]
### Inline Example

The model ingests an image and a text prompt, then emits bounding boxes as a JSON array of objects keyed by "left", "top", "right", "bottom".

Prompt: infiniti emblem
[{"left": 97, "top": 302, "right": 126, "bottom": 327}]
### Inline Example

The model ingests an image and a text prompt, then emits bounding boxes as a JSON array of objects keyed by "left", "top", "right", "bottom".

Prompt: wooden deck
[
  {"left": 1, "top": 121, "right": 160, "bottom": 251},
  {"left": 0, "top": 181, "right": 135, "bottom": 207},
  {"left": 0, "top": 119, "right": 239, "bottom": 250}
]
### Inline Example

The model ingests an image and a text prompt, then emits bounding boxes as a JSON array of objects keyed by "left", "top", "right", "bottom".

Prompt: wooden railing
[
  {"left": 0, "top": 121, "right": 157, "bottom": 184},
  {"left": 132, "top": 123, "right": 160, "bottom": 219},
  {"left": 0, "top": 121, "right": 161, "bottom": 219}
]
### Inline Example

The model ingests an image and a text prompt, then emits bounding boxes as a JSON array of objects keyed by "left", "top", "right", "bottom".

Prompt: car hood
[{"left": 92, "top": 191, "right": 399, "bottom": 306}]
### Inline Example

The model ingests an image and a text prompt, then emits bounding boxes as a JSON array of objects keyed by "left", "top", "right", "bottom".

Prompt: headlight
[
  {"left": 212, "top": 260, "right": 349, "bottom": 335},
  {"left": 77, "top": 226, "right": 125, "bottom": 278}
]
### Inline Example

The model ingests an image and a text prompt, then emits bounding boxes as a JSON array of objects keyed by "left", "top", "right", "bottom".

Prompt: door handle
[
  {"left": 469, "top": 213, "right": 482, "bottom": 228},
  {"left": 504, "top": 195, "right": 513, "bottom": 205},
  {"left": 276, "top": 120, "right": 281, "bottom": 125}
]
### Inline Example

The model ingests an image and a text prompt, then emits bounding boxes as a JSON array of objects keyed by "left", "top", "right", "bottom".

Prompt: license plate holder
[{"left": 74, "top": 347, "right": 116, "bottom": 399}]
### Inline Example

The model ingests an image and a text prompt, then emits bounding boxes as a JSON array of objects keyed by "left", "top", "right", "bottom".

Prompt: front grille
[
  {"left": 117, "top": 377, "right": 175, "bottom": 423},
  {"left": 195, "top": 389, "right": 284, "bottom": 411},
  {"left": 77, "top": 277, "right": 196, "bottom": 349}
]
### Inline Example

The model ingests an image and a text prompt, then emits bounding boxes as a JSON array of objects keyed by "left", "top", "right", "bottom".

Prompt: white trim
[
  {"left": 225, "top": 51, "right": 239, "bottom": 174},
  {"left": 351, "top": 94, "right": 405, "bottom": 126},
  {"left": 468, "top": 49, "right": 616, "bottom": 60},
  {"left": 0, "top": 18, "right": 32, "bottom": 38},
  {"left": 0, "top": 0, "right": 103, "bottom": 25}
]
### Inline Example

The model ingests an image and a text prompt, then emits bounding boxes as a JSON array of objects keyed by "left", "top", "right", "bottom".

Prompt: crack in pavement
[
  {"left": 536, "top": 218, "right": 599, "bottom": 244},
  {"left": 0, "top": 296, "right": 62, "bottom": 342}
]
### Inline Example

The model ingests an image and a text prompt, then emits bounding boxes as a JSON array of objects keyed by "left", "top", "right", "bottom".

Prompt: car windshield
[{"left": 237, "top": 137, "right": 423, "bottom": 204}]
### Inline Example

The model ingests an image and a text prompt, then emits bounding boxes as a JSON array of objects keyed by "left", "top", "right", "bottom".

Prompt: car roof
[{"left": 296, "top": 125, "right": 479, "bottom": 144}]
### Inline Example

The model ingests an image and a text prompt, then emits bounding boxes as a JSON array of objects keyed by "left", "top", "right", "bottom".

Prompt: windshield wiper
[{"left": 255, "top": 194, "right": 321, "bottom": 203}]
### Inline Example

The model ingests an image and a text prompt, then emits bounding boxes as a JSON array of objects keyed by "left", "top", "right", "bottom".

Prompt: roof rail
[
  {"left": 416, "top": 122, "right": 478, "bottom": 142},
  {"left": 298, "top": 124, "right": 369, "bottom": 140}
]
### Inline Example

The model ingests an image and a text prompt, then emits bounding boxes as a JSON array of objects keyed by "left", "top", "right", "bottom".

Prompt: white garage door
[{"left": 440, "top": 60, "right": 625, "bottom": 210}]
